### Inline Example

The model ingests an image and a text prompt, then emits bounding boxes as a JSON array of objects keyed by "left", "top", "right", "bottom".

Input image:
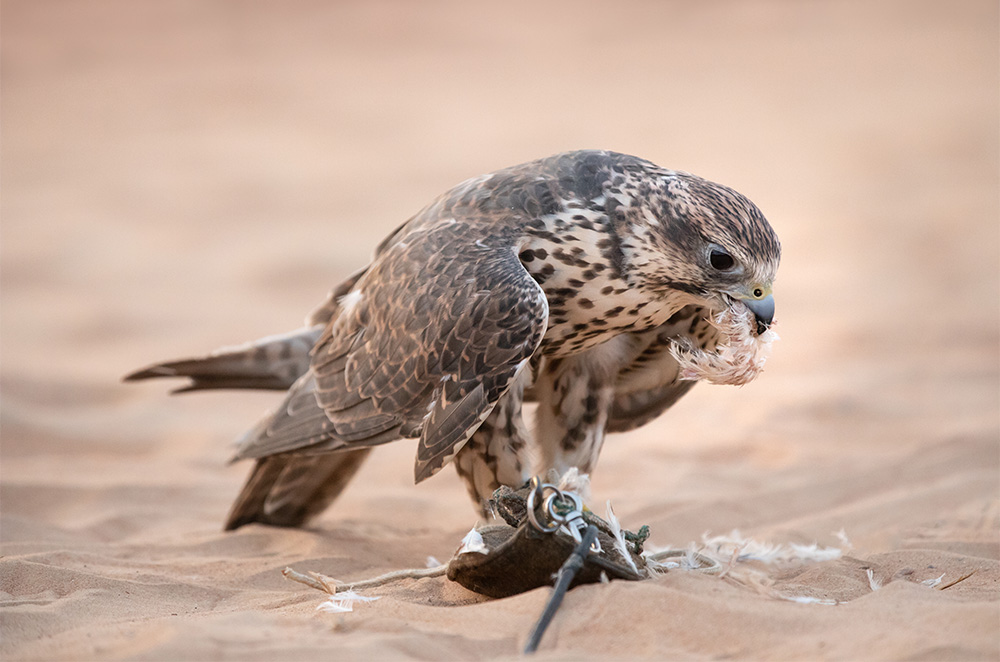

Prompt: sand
[{"left": 2, "top": 1, "right": 998, "bottom": 659}]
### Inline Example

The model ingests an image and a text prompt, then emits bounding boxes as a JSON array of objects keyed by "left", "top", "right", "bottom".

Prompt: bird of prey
[{"left": 125, "top": 150, "right": 780, "bottom": 530}]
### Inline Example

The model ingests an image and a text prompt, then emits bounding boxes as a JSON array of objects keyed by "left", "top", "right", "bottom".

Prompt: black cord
[{"left": 523, "top": 524, "right": 599, "bottom": 654}]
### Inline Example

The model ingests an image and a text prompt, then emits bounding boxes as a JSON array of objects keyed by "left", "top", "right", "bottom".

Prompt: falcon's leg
[
  {"left": 453, "top": 375, "right": 532, "bottom": 513},
  {"left": 533, "top": 344, "right": 621, "bottom": 477}
]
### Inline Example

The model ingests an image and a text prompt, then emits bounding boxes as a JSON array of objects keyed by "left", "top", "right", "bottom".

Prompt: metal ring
[
  {"left": 543, "top": 490, "right": 581, "bottom": 524},
  {"left": 526, "top": 479, "right": 560, "bottom": 533}
]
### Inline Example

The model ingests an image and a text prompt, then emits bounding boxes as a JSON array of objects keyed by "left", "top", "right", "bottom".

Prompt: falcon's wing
[
  {"left": 606, "top": 306, "right": 719, "bottom": 432},
  {"left": 234, "top": 221, "right": 549, "bottom": 483},
  {"left": 305, "top": 266, "right": 368, "bottom": 327},
  {"left": 224, "top": 449, "right": 371, "bottom": 530}
]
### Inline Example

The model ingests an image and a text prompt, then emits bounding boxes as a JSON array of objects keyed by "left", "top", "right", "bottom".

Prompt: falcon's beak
[{"left": 741, "top": 293, "right": 775, "bottom": 335}]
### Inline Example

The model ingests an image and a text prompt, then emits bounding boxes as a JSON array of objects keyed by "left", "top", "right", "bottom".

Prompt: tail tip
[{"left": 122, "top": 365, "right": 178, "bottom": 383}]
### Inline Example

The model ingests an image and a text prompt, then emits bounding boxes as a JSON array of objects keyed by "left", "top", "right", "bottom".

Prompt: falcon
[{"left": 125, "top": 150, "right": 781, "bottom": 530}]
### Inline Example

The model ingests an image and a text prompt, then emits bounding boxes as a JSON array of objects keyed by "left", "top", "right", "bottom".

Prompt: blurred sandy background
[{"left": 2, "top": 1, "right": 998, "bottom": 660}]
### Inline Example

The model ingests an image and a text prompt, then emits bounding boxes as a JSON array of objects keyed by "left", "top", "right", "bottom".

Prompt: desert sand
[{"left": 2, "top": 1, "right": 998, "bottom": 660}]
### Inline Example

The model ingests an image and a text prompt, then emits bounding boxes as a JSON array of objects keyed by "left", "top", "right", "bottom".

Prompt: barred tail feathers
[{"left": 123, "top": 326, "right": 324, "bottom": 393}]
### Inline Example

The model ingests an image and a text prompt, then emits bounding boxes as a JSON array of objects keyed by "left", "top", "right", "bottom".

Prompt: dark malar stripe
[{"left": 662, "top": 280, "right": 704, "bottom": 296}]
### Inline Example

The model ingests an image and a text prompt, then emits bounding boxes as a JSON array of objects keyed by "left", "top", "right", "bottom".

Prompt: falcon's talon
[{"left": 125, "top": 150, "right": 780, "bottom": 529}]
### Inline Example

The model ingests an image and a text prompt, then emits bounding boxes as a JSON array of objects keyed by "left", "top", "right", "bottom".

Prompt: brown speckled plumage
[{"left": 125, "top": 150, "right": 781, "bottom": 529}]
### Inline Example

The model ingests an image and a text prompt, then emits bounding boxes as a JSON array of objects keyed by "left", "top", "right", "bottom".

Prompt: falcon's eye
[{"left": 709, "top": 249, "right": 735, "bottom": 271}]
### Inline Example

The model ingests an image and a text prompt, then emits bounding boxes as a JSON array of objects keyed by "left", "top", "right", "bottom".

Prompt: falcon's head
[{"left": 617, "top": 170, "right": 781, "bottom": 333}]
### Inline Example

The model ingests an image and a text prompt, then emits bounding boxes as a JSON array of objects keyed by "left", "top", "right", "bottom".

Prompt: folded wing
[{"left": 233, "top": 221, "right": 549, "bottom": 483}]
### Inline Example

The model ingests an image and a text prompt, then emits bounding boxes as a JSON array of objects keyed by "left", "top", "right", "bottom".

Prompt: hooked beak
[{"left": 741, "top": 293, "right": 775, "bottom": 335}]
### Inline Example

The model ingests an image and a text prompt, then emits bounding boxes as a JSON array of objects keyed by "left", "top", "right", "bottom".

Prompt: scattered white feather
[
  {"left": 556, "top": 467, "right": 591, "bottom": 504},
  {"left": 922, "top": 573, "right": 945, "bottom": 588},
  {"left": 645, "top": 531, "right": 851, "bottom": 606},
  {"left": 641, "top": 545, "right": 677, "bottom": 574},
  {"left": 644, "top": 557, "right": 677, "bottom": 574},
  {"left": 457, "top": 528, "right": 489, "bottom": 555},
  {"left": 604, "top": 501, "right": 639, "bottom": 574},
  {"left": 670, "top": 303, "right": 778, "bottom": 386},
  {"left": 316, "top": 590, "right": 380, "bottom": 613},
  {"left": 788, "top": 543, "right": 844, "bottom": 563},
  {"left": 701, "top": 530, "right": 842, "bottom": 564},
  {"left": 777, "top": 594, "right": 838, "bottom": 606},
  {"left": 866, "top": 568, "right": 882, "bottom": 591},
  {"left": 681, "top": 544, "right": 706, "bottom": 571},
  {"left": 833, "top": 528, "right": 853, "bottom": 552},
  {"left": 642, "top": 545, "right": 722, "bottom": 574},
  {"left": 426, "top": 556, "right": 441, "bottom": 568}
]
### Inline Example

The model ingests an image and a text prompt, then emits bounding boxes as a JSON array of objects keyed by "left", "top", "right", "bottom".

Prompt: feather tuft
[
  {"left": 557, "top": 467, "right": 592, "bottom": 504},
  {"left": 457, "top": 527, "right": 489, "bottom": 555},
  {"left": 866, "top": 568, "right": 882, "bottom": 591},
  {"left": 315, "top": 590, "right": 380, "bottom": 613},
  {"left": 922, "top": 573, "right": 945, "bottom": 588},
  {"left": 604, "top": 501, "right": 639, "bottom": 574},
  {"left": 670, "top": 302, "right": 778, "bottom": 386}
]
